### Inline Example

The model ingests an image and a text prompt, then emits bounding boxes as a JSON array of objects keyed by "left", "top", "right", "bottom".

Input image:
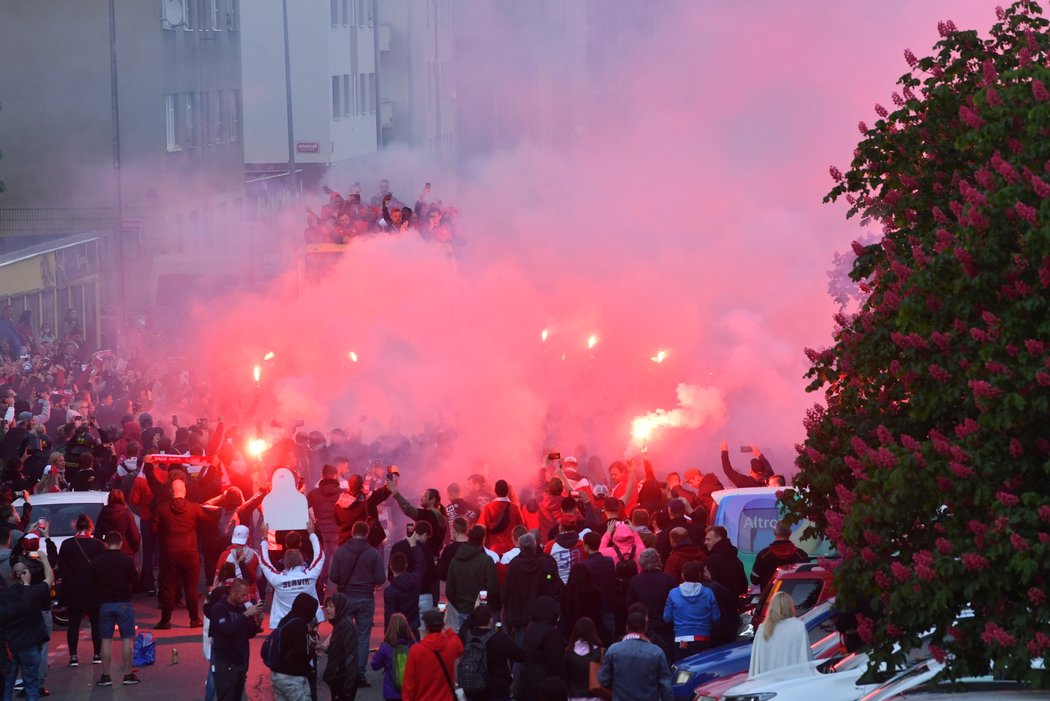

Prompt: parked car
[
  {"left": 13, "top": 491, "right": 141, "bottom": 626},
  {"left": 859, "top": 658, "right": 1049, "bottom": 701},
  {"left": 693, "top": 629, "right": 843, "bottom": 701},
  {"left": 749, "top": 560, "right": 836, "bottom": 627},
  {"left": 672, "top": 600, "right": 840, "bottom": 700}
]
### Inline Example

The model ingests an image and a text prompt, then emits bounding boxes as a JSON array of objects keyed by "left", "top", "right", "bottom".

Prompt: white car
[
  {"left": 723, "top": 641, "right": 936, "bottom": 701},
  {"left": 859, "top": 658, "right": 1049, "bottom": 701},
  {"left": 13, "top": 490, "right": 142, "bottom": 624}
]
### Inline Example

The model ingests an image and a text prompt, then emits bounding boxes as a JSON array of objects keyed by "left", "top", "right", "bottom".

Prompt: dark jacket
[
  {"left": 391, "top": 492, "right": 447, "bottom": 556},
  {"left": 0, "top": 582, "right": 50, "bottom": 652},
  {"left": 502, "top": 550, "right": 563, "bottom": 631},
  {"left": 328, "top": 537, "right": 384, "bottom": 598},
  {"left": 626, "top": 570, "right": 676, "bottom": 622},
  {"left": 208, "top": 596, "right": 262, "bottom": 667},
  {"left": 519, "top": 596, "right": 564, "bottom": 701},
  {"left": 706, "top": 538, "right": 749, "bottom": 597},
  {"left": 321, "top": 596, "right": 359, "bottom": 696},
  {"left": 462, "top": 626, "right": 524, "bottom": 699},
  {"left": 579, "top": 551, "right": 616, "bottom": 616},
  {"left": 654, "top": 516, "right": 705, "bottom": 562},
  {"left": 446, "top": 543, "right": 499, "bottom": 615},
  {"left": 95, "top": 503, "right": 141, "bottom": 555},
  {"left": 664, "top": 542, "right": 707, "bottom": 584},
  {"left": 271, "top": 593, "right": 318, "bottom": 678},
  {"left": 58, "top": 534, "right": 106, "bottom": 609},
  {"left": 306, "top": 479, "right": 342, "bottom": 549},
  {"left": 705, "top": 578, "right": 742, "bottom": 646},
  {"left": 384, "top": 570, "right": 422, "bottom": 631},
  {"left": 333, "top": 487, "right": 391, "bottom": 547},
  {"left": 720, "top": 450, "right": 771, "bottom": 489},
  {"left": 751, "top": 539, "right": 808, "bottom": 589},
  {"left": 152, "top": 496, "right": 209, "bottom": 553},
  {"left": 565, "top": 643, "right": 602, "bottom": 698},
  {"left": 91, "top": 549, "right": 138, "bottom": 603}
]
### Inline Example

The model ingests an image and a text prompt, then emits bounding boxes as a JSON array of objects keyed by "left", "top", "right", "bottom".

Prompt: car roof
[
  {"left": 14, "top": 491, "right": 111, "bottom": 506},
  {"left": 710, "top": 486, "right": 782, "bottom": 503}
]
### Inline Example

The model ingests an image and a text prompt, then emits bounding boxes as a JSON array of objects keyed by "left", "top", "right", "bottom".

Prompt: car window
[
  {"left": 807, "top": 612, "right": 838, "bottom": 645},
  {"left": 737, "top": 505, "right": 779, "bottom": 552},
  {"left": 777, "top": 578, "right": 824, "bottom": 616},
  {"left": 30, "top": 503, "right": 103, "bottom": 537}
]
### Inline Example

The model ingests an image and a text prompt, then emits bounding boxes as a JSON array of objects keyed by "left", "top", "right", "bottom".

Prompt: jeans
[
  {"left": 38, "top": 612, "right": 50, "bottom": 683},
  {"left": 204, "top": 651, "right": 215, "bottom": 701},
  {"left": 345, "top": 596, "right": 374, "bottom": 679},
  {"left": 418, "top": 594, "right": 434, "bottom": 639},
  {"left": 66, "top": 606, "right": 101, "bottom": 657},
  {"left": 4, "top": 647, "right": 41, "bottom": 701},
  {"left": 138, "top": 527, "right": 157, "bottom": 590},
  {"left": 272, "top": 672, "right": 311, "bottom": 701}
]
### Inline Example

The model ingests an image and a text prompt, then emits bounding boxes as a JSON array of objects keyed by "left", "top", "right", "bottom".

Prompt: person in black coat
[
  {"left": 460, "top": 604, "right": 525, "bottom": 701},
  {"left": 703, "top": 526, "right": 749, "bottom": 598},
  {"left": 58, "top": 514, "right": 107, "bottom": 666},
  {"left": 626, "top": 548, "right": 676, "bottom": 660},
  {"left": 94, "top": 488, "right": 141, "bottom": 558},
  {"left": 270, "top": 593, "right": 319, "bottom": 700},
  {"left": 560, "top": 564, "right": 608, "bottom": 645},
  {"left": 578, "top": 531, "right": 616, "bottom": 639},
  {"left": 518, "top": 596, "right": 564, "bottom": 701},
  {"left": 383, "top": 550, "right": 423, "bottom": 633}
]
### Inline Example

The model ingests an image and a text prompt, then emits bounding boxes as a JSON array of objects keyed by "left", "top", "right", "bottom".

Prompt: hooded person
[
  {"left": 269, "top": 593, "right": 320, "bottom": 700},
  {"left": 444, "top": 525, "right": 500, "bottom": 631},
  {"left": 663, "top": 561, "right": 721, "bottom": 661},
  {"left": 599, "top": 521, "right": 645, "bottom": 567},
  {"left": 321, "top": 593, "right": 359, "bottom": 701},
  {"left": 502, "top": 533, "right": 563, "bottom": 635},
  {"left": 151, "top": 477, "right": 213, "bottom": 628},
  {"left": 401, "top": 607, "right": 464, "bottom": 701},
  {"left": 518, "top": 596, "right": 564, "bottom": 701}
]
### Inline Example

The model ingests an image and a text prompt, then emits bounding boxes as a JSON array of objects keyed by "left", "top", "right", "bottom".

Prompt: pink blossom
[
  {"left": 935, "top": 537, "right": 954, "bottom": 555},
  {"left": 929, "top": 643, "right": 947, "bottom": 663},
  {"left": 937, "top": 21, "right": 950, "bottom": 37},
  {"left": 857, "top": 121, "right": 868, "bottom": 135},
  {"left": 1010, "top": 533, "right": 1030, "bottom": 552},
  {"left": 900, "top": 434, "right": 920, "bottom": 451},
  {"left": 954, "top": 418, "right": 980, "bottom": 438},
  {"left": 974, "top": 169, "right": 994, "bottom": 189},
  {"left": 959, "top": 105, "right": 984, "bottom": 129},
  {"left": 1039, "top": 504, "right": 1050, "bottom": 523},
  {"left": 1015, "top": 201, "right": 1038, "bottom": 225},
  {"left": 1032, "top": 588, "right": 1048, "bottom": 606},
  {"left": 931, "top": 331, "right": 951, "bottom": 350},
  {"left": 1037, "top": 80, "right": 1050, "bottom": 103},
  {"left": 997, "top": 491, "right": 1020, "bottom": 507},
  {"left": 1025, "top": 339, "right": 1046, "bottom": 354},
  {"left": 829, "top": 165, "right": 843, "bottom": 182},
  {"left": 981, "top": 622, "right": 1016, "bottom": 648},
  {"left": 932, "top": 207, "right": 948, "bottom": 224},
  {"left": 886, "top": 622, "right": 904, "bottom": 639},
  {"left": 875, "top": 425, "right": 893, "bottom": 445},
  {"left": 970, "top": 379, "right": 1001, "bottom": 400},
  {"left": 1020, "top": 47, "right": 1033, "bottom": 68},
  {"left": 875, "top": 103, "right": 888, "bottom": 118},
  {"left": 856, "top": 614, "right": 874, "bottom": 643},
  {"left": 949, "top": 462, "right": 974, "bottom": 479},
  {"left": 969, "top": 326, "right": 991, "bottom": 342},
  {"left": 985, "top": 87, "right": 1001, "bottom": 107},
  {"left": 861, "top": 547, "right": 877, "bottom": 564},
  {"left": 928, "top": 364, "right": 950, "bottom": 382},
  {"left": 982, "top": 59, "right": 998, "bottom": 85},
  {"left": 934, "top": 229, "right": 953, "bottom": 252},
  {"left": 1038, "top": 371, "right": 1050, "bottom": 387},
  {"left": 904, "top": 48, "right": 918, "bottom": 67},
  {"left": 961, "top": 552, "right": 989, "bottom": 571},
  {"left": 995, "top": 6, "right": 1006, "bottom": 20},
  {"left": 1009, "top": 439, "right": 1024, "bottom": 458},
  {"left": 874, "top": 570, "right": 892, "bottom": 590}
]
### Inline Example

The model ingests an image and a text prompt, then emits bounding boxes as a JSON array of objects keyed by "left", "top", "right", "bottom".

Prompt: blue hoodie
[{"left": 662, "top": 582, "right": 721, "bottom": 638}]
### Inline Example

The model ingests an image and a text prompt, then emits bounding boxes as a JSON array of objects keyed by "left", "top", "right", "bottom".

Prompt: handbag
[
  {"left": 133, "top": 631, "right": 157, "bottom": 666},
  {"left": 587, "top": 647, "right": 612, "bottom": 701},
  {"left": 433, "top": 649, "right": 467, "bottom": 701}
]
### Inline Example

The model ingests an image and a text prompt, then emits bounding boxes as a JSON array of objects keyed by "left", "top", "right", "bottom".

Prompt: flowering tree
[{"left": 788, "top": 1, "right": 1049, "bottom": 685}]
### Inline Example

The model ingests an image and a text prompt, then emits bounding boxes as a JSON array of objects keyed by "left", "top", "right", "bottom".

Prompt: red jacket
[
  {"left": 402, "top": 629, "right": 464, "bottom": 701},
  {"left": 478, "top": 499, "right": 523, "bottom": 556}
]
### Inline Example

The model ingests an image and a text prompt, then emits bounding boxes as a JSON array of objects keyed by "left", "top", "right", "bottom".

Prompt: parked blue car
[{"left": 671, "top": 601, "right": 840, "bottom": 700}]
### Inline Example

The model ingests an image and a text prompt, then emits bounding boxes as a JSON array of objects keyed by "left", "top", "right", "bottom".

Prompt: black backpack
[
  {"left": 457, "top": 629, "right": 496, "bottom": 694},
  {"left": 260, "top": 617, "right": 296, "bottom": 669},
  {"left": 611, "top": 542, "right": 638, "bottom": 595}
]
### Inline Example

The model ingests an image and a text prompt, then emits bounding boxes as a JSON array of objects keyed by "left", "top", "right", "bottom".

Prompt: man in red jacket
[
  {"left": 402, "top": 608, "right": 464, "bottom": 701},
  {"left": 477, "top": 480, "right": 522, "bottom": 556},
  {"left": 152, "top": 479, "right": 214, "bottom": 629}
]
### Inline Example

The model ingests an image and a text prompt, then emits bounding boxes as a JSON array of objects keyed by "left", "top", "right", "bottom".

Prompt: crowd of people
[
  {"left": 303, "top": 179, "right": 458, "bottom": 246},
  {"left": 0, "top": 315, "right": 815, "bottom": 700}
]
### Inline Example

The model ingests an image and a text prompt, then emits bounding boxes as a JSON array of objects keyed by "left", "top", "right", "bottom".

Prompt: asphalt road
[{"left": 39, "top": 591, "right": 389, "bottom": 701}]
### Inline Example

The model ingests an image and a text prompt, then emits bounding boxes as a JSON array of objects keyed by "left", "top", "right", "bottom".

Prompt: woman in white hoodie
[{"left": 748, "top": 591, "right": 811, "bottom": 677}]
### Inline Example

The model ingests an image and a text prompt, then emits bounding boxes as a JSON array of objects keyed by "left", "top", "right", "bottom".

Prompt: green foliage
[{"left": 787, "top": 1, "right": 1050, "bottom": 686}]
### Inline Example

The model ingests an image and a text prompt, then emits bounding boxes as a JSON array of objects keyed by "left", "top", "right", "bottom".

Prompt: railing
[{"left": 0, "top": 208, "right": 119, "bottom": 235}]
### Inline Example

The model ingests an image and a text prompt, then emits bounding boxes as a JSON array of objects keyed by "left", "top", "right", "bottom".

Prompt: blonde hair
[
  {"left": 761, "top": 591, "right": 797, "bottom": 641},
  {"left": 384, "top": 613, "right": 413, "bottom": 646}
]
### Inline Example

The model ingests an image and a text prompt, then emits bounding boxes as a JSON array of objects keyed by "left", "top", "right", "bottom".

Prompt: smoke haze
[{"left": 189, "top": 1, "right": 994, "bottom": 485}]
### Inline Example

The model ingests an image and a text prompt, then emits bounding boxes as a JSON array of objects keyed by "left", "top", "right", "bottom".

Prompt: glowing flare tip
[
  {"left": 247, "top": 438, "right": 268, "bottom": 457},
  {"left": 348, "top": 351, "right": 359, "bottom": 363},
  {"left": 587, "top": 334, "right": 598, "bottom": 350},
  {"left": 541, "top": 328, "right": 549, "bottom": 342},
  {"left": 263, "top": 351, "right": 275, "bottom": 361},
  {"left": 252, "top": 365, "right": 261, "bottom": 383},
  {"left": 651, "top": 349, "right": 668, "bottom": 363}
]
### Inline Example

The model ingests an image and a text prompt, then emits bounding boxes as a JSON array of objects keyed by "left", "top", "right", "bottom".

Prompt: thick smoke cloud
[{"left": 190, "top": 1, "right": 994, "bottom": 485}]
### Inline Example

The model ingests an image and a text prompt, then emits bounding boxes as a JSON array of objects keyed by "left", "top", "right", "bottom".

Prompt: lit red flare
[
  {"left": 252, "top": 364, "right": 262, "bottom": 384},
  {"left": 247, "top": 438, "right": 268, "bottom": 457},
  {"left": 587, "top": 334, "right": 598, "bottom": 350}
]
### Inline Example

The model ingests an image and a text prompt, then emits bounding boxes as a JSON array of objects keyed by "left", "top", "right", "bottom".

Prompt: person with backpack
[
  {"left": 401, "top": 608, "right": 464, "bottom": 701},
  {"left": 599, "top": 521, "right": 642, "bottom": 638},
  {"left": 563, "top": 616, "right": 605, "bottom": 701},
  {"left": 458, "top": 604, "right": 524, "bottom": 701},
  {"left": 477, "top": 480, "right": 522, "bottom": 556},
  {"left": 370, "top": 612, "right": 414, "bottom": 701},
  {"left": 264, "top": 592, "right": 319, "bottom": 701}
]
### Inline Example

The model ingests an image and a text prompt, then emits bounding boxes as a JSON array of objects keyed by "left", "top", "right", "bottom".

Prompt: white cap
[{"left": 231, "top": 525, "right": 249, "bottom": 545}]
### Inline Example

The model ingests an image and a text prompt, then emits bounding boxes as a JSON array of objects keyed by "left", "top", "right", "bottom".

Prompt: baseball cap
[
  {"left": 563, "top": 456, "right": 579, "bottom": 466},
  {"left": 592, "top": 484, "right": 609, "bottom": 497},
  {"left": 22, "top": 534, "right": 40, "bottom": 551},
  {"left": 17, "top": 411, "right": 33, "bottom": 422},
  {"left": 231, "top": 525, "right": 249, "bottom": 546},
  {"left": 669, "top": 498, "right": 687, "bottom": 515}
]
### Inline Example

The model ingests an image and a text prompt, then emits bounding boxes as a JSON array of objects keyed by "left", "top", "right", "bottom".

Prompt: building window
[
  {"left": 356, "top": 0, "right": 367, "bottom": 27},
  {"left": 210, "top": 0, "right": 220, "bottom": 31},
  {"left": 343, "top": 75, "right": 351, "bottom": 116},
  {"left": 331, "top": 0, "right": 339, "bottom": 26},
  {"left": 230, "top": 89, "right": 241, "bottom": 141},
  {"left": 227, "top": 0, "right": 238, "bottom": 31},
  {"left": 341, "top": 0, "right": 349, "bottom": 26},
  {"left": 200, "top": 92, "right": 211, "bottom": 145},
  {"left": 368, "top": 73, "right": 376, "bottom": 112},
  {"left": 183, "top": 93, "right": 197, "bottom": 147},
  {"left": 182, "top": 0, "right": 193, "bottom": 30},
  {"left": 358, "top": 74, "right": 367, "bottom": 115},
  {"left": 214, "top": 90, "right": 225, "bottom": 143},
  {"left": 332, "top": 76, "right": 341, "bottom": 120},
  {"left": 166, "top": 95, "right": 179, "bottom": 151}
]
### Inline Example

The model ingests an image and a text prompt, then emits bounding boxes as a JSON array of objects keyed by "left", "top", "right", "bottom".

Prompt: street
[{"left": 40, "top": 591, "right": 388, "bottom": 701}]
